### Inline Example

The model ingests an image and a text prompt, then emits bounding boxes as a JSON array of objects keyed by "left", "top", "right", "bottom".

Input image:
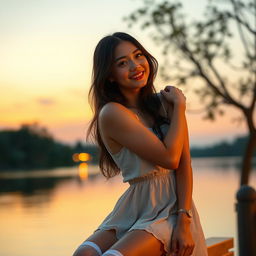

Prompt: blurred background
[{"left": 0, "top": 0, "right": 255, "bottom": 255}]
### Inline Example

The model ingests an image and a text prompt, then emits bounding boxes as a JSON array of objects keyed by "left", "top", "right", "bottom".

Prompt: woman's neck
[
  {"left": 125, "top": 94, "right": 139, "bottom": 108},
  {"left": 120, "top": 88, "right": 141, "bottom": 108}
]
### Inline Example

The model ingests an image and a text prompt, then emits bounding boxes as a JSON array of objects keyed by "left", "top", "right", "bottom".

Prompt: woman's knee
[
  {"left": 102, "top": 249, "right": 124, "bottom": 256},
  {"left": 73, "top": 241, "right": 102, "bottom": 256},
  {"left": 73, "top": 230, "right": 117, "bottom": 256},
  {"left": 73, "top": 247, "right": 99, "bottom": 256},
  {"left": 109, "top": 230, "right": 165, "bottom": 256},
  {"left": 72, "top": 247, "right": 87, "bottom": 256}
]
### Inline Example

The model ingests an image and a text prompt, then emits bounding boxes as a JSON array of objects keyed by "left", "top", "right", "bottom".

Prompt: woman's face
[{"left": 109, "top": 41, "right": 150, "bottom": 92}]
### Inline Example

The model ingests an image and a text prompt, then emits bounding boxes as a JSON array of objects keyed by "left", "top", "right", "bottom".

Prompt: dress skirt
[{"left": 94, "top": 169, "right": 208, "bottom": 256}]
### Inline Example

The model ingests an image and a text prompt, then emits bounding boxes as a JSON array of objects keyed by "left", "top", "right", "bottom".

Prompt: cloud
[
  {"left": 67, "top": 88, "right": 87, "bottom": 98},
  {"left": 37, "top": 97, "right": 56, "bottom": 106}
]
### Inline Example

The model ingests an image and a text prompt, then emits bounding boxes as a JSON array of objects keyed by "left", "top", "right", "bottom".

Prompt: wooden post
[{"left": 236, "top": 185, "right": 256, "bottom": 256}]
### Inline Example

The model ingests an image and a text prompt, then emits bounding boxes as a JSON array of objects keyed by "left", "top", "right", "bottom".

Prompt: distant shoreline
[{"left": 0, "top": 124, "right": 254, "bottom": 171}]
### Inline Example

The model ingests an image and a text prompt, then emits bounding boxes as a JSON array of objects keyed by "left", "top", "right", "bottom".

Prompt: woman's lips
[{"left": 130, "top": 71, "right": 144, "bottom": 80}]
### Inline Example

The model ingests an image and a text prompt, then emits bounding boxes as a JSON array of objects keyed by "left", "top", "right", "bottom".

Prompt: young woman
[{"left": 73, "top": 32, "right": 208, "bottom": 256}]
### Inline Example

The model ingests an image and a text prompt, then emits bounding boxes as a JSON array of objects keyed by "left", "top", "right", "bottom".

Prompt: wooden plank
[
  {"left": 223, "top": 252, "right": 234, "bottom": 256},
  {"left": 206, "top": 237, "right": 234, "bottom": 256}
]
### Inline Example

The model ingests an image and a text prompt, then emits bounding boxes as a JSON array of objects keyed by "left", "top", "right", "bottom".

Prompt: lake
[{"left": 0, "top": 157, "right": 255, "bottom": 256}]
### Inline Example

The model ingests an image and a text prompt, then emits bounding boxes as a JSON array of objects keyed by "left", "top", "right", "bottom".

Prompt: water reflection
[
  {"left": 0, "top": 165, "right": 102, "bottom": 208},
  {"left": 192, "top": 156, "right": 251, "bottom": 172},
  {"left": 0, "top": 176, "right": 68, "bottom": 195},
  {"left": 0, "top": 157, "right": 255, "bottom": 256},
  {"left": 78, "top": 163, "right": 89, "bottom": 180}
]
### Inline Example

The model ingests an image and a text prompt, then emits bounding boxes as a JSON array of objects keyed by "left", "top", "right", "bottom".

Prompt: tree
[
  {"left": 0, "top": 123, "right": 75, "bottom": 170},
  {"left": 125, "top": 0, "right": 256, "bottom": 185}
]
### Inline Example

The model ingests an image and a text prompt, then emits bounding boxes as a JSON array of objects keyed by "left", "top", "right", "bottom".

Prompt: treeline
[
  {"left": 190, "top": 136, "right": 254, "bottom": 157},
  {"left": 0, "top": 123, "right": 253, "bottom": 171},
  {"left": 0, "top": 124, "right": 99, "bottom": 171}
]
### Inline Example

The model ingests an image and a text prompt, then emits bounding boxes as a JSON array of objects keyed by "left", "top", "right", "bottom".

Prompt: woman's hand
[
  {"left": 170, "top": 218, "right": 195, "bottom": 256},
  {"left": 160, "top": 85, "right": 186, "bottom": 109}
]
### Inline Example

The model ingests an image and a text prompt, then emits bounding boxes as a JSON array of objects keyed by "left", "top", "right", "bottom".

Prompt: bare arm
[
  {"left": 160, "top": 91, "right": 193, "bottom": 214},
  {"left": 161, "top": 92, "right": 193, "bottom": 219},
  {"left": 175, "top": 117, "right": 193, "bottom": 223},
  {"left": 161, "top": 93, "right": 195, "bottom": 255},
  {"left": 171, "top": 124, "right": 195, "bottom": 256},
  {"left": 162, "top": 103, "right": 186, "bottom": 168},
  {"left": 99, "top": 87, "right": 186, "bottom": 170}
]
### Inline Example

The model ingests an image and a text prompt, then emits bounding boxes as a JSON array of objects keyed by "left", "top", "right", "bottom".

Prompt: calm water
[{"left": 0, "top": 157, "right": 255, "bottom": 256}]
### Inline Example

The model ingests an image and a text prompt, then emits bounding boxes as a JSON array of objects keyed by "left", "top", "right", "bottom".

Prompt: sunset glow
[{"left": 0, "top": 0, "right": 248, "bottom": 146}]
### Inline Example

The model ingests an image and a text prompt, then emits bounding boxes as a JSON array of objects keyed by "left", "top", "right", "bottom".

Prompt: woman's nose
[{"left": 129, "top": 60, "right": 139, "bottom": 70}]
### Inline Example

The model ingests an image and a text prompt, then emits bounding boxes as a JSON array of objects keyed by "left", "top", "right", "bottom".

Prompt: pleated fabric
[{"left": 95, "top": 129, "right": 208, "bottom": 255}]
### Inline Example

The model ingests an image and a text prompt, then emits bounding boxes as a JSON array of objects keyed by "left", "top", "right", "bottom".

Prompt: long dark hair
[{"left": 86, "top": 32, "right": 169, "bottom": 179}]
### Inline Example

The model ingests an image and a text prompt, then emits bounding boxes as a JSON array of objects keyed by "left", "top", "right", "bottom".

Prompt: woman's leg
[
  {"left": 73, "top": 229, "right": 118, "bottom": 256},
  {"left": 103, "top": 229, "right": 166, "bottom": 256}
]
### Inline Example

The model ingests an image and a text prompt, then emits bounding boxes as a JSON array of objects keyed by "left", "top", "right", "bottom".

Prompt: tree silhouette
[
  {"left": 0, "top": 123, "right": 74, "bottom": 170},
  {"left": 125, "top": 0, "right": 255, "bottom": 185}
]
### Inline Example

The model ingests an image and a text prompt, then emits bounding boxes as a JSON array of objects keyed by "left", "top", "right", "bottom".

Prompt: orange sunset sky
[{"left": 0, "top": 0, "right": 250, "bottom": 146}]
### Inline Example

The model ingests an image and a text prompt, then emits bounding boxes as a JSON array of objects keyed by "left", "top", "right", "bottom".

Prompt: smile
[{"left": 130, "top": 71, "right": 144, "bottom": 80}]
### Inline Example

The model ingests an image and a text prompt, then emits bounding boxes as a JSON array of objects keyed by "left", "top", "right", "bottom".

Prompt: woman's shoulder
[
  {"left": 99, "top": 102, "right": 135, "bottom": 126},
  {"left": 100, "top": 102, "right": 127, "bottom": 118}
]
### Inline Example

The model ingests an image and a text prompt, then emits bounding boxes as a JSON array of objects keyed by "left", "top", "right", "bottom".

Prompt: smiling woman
[
  {"left": 109, "top": 43, "right": 150, "bottom": 91},
  {"left": 72, "top": 32, "right": 208, "bottom": 256}
]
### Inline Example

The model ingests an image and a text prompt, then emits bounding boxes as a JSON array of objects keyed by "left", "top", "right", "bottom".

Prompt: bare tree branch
[
  {"left": 208, "top": 60, "right": 248, "bottom": 109},
  {"left": 227, "top": 12, "right": 256, "bottom": 35},
  {"left": 230, "top": 0, "right": 253, "bottom": 58},
  {"left": 181, "top": 41, "right": 246, "bottom": 110}
]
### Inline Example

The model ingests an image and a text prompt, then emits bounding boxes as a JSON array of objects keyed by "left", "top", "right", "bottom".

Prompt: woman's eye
[
  {"left": 136, "top": 52, "right": 144, "bottom": 58},
  {"left": 118, "top": 61, "right": 127, "bottom": 67}
]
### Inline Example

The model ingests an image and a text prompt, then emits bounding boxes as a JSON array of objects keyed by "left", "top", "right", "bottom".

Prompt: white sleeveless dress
[{"left": 94, "top": 96, "right": 208, "bottom": 256}]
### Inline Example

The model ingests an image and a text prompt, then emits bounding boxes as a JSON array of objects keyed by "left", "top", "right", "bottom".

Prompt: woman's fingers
[
  {"left": 164, "top": 85, "right": 181, "bottom": 92},
  {"left": 163, "top": 85, "right": 184, "bottom": 96},
  {"left": 187, "top": 243, "right": 195, "bottom": 256},
  {"left": 178, "top": 241, "right": 188, "bottom": 256},
  {"left": 171, "top": 237, "right": 179, "bottom": 256},
  {"left": 178, "top": 247, "right": 186, "bottom": 256},
  {"left": 180, "top": 242, "right": 195, "bottom": 256},
  {"left": 160, "top": 85, "right": 186, "bottom": 107},
  {"left": 183, "top": 246, "right": 191, "bottom": 256},
  {"left": 172, "top": 240, "right": 195, "bottom": 256}
]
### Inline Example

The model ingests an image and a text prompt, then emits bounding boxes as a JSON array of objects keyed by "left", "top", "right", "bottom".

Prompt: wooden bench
[{"left": 206, "top": 237, "right": 234, "bottom": 256}]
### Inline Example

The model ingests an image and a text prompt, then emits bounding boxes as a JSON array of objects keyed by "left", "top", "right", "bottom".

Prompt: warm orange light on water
[
  {"left": 78, "top": 153, "right": 91, "bottom": 162},
  {"left": 72, "top": 153, "right": 80, "bottom": 162},
  {"left": 78, "top": 163, "right": 88, "bottom": 179}
]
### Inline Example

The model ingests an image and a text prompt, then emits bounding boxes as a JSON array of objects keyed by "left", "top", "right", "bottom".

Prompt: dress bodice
[{"left": 107, "top": 123, "right": 172, "bottom": 182}]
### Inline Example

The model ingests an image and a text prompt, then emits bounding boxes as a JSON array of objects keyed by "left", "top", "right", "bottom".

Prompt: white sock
[
  {"left": 102, "top": 249, "right": 124, "bottom": 256},
  {"left": 78, "top": 241, "right": 102, "bottom": 256}
]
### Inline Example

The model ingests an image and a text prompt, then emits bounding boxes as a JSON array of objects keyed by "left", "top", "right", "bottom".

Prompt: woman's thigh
[
  {"left": 73, "top": 229, "right": 118, "bottom": 256},
  {"left": 109, "top": 229, "right": 166, "bottom": 256}
]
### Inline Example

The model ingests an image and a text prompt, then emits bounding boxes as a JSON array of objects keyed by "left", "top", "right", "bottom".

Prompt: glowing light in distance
[{"left": 78, "top": 153, "right": 91, "bottom": 162}]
